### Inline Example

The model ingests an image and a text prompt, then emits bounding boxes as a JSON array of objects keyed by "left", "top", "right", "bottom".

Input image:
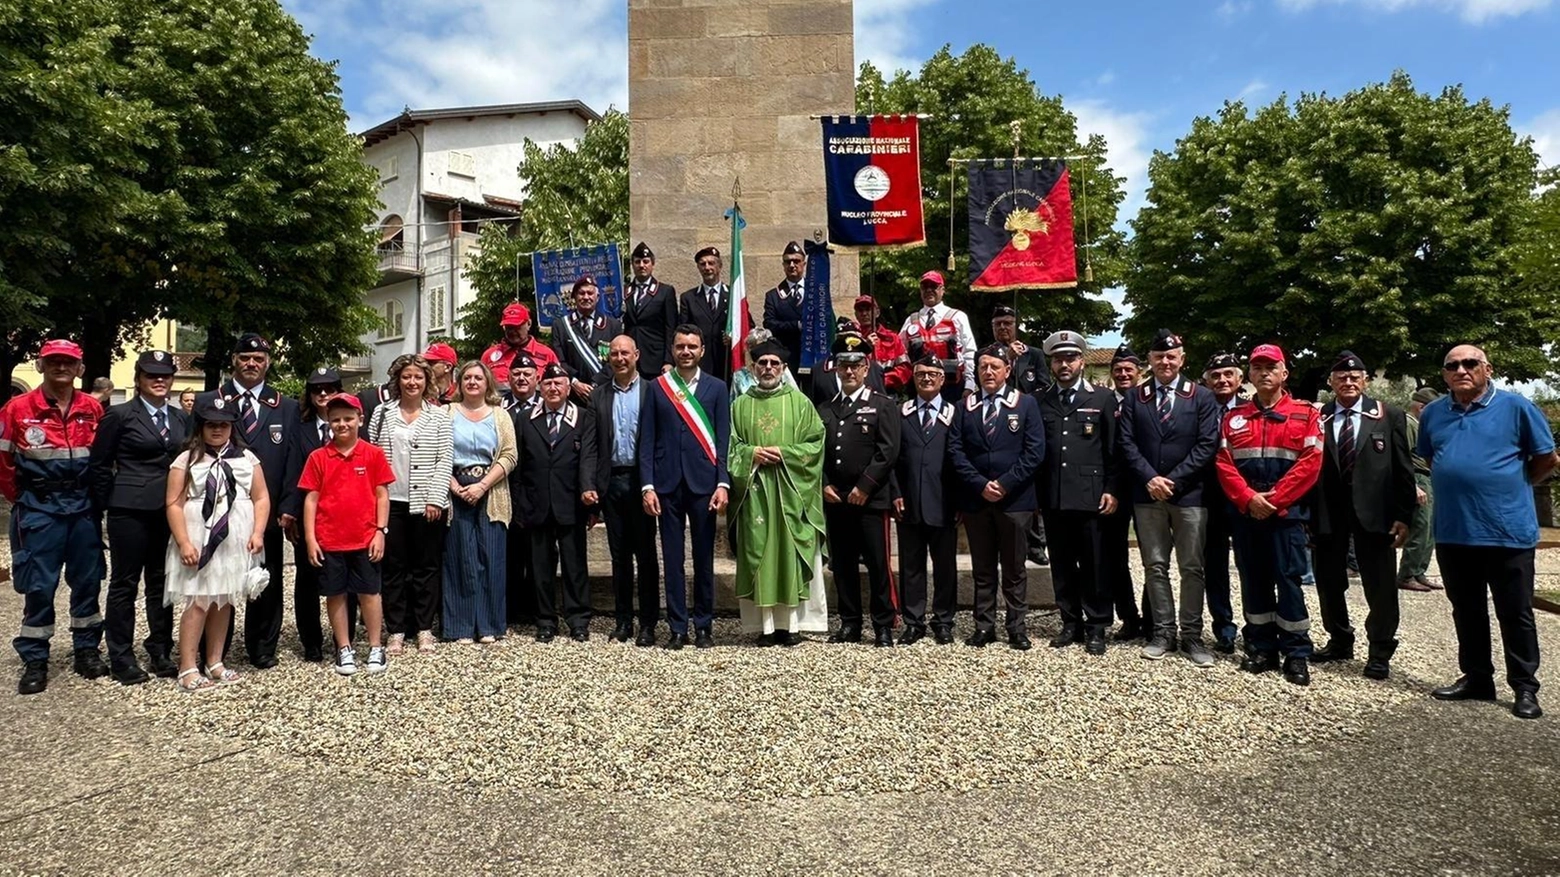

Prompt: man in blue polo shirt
[{"left": 1417, "top": 344, "right": 1555, "bottom": 720}]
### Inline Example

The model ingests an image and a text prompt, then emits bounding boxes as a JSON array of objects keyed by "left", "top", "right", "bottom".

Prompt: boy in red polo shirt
[{"left": 301, "top": 394, "right": 395, "bottom": 676}]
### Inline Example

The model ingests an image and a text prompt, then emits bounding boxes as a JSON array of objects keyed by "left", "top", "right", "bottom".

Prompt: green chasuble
[{"left": 729, "top": 382, "right": 826, "bottom": 607}]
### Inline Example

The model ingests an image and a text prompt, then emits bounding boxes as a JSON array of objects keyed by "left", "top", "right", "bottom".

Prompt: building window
[
  {"left": 378, "top": 299, "right": 405, "bottom": 341},
  {"left": 447, "top": 151, "right": 475, "bottom": 178},
  {"left": 381, "top": 155, "right": 399, "bottom": 182},
  {"left": 427, "top": 285, "right": 447, "bottom": 332}
]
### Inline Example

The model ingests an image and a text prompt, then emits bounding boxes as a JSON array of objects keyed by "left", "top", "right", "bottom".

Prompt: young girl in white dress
[{"left": 163, "top": 396, "right": 271, "bottom": 692}]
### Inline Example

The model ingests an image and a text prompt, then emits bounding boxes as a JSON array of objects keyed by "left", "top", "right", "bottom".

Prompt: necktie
[
  {"left": 793, "top": 282, "right": 803, "bottom": 305},
  {"left": 924, "top": 309, "right": 936, "bottom": 332},
  {"left": 153, "top": 410, "right": 168, "bottom": 440},
  {"left": 921, "top": 403, "right": 933, "bottom": 433},
  {"left": 982, "top": 396, "right": 999, "bottom": 437},
  {"left": 709, "top": 287, "right": 720, "bottom": 312},
  {"left": 548, "top": 411, "right": 560, "bottom": 446},
  {"left": 1339, "top": 409, "right": 1357, "bottom": 481},
  {"left": 241, "top": 393, "right": 259, "bottom": 437},
  {"left": 1156, "top": 386, "right": 1172, "bottom": 423},
  {"left": 1064, "top": 388, "right": 1076, "bottom": 408},
  {"left": 635, "top": 283, "right": 647, "bottom": 307},
  {"left": 320, "top": 422, "right": 330, "bottom": 444}
]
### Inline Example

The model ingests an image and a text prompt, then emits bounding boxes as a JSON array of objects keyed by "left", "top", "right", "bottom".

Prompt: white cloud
[
  {"left": 1237, "top": 78, "right": 1271, "bottom": 100},
  {"left": 1526, "top": 108, "right": 1560, "bottom": 170},
  {"left": 1216, "top": 0, "right": 1256, "bottom": 20},
  {"left": 1278, "top": 0, "right": 1551, "bottom": 24},
  {"left": 1070, "top": 100, "right": 1154, "bottom": 230},
  {"left": 1094, "top": 69, "right": 1117, "bottom": 87},
  {"left": 286, "top": 0, "right": 627, "bottom": 129},
  {"left": 855, "top": 0, "right": 943, "bottom": 77}
]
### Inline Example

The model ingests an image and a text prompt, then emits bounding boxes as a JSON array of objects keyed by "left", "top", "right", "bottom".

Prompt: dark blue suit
[
  {"left": 894, "top": 396, "right": 959, "bottom": 631},
  {"left": 637, "top": 370, "right": 731, "bottom": 635},
  {"left": 949, "top": 388, "right": 1046, "bottom": 635}
]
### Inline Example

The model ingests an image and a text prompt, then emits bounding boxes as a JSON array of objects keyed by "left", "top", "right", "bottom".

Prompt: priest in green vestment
[{"left": 729, "top": 339, "right": 830, "bottom": 644}]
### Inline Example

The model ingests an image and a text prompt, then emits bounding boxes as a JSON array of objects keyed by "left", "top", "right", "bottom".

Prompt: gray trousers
[{"left": 1134, "top": 502, "right": 1208, "bottom": 641}]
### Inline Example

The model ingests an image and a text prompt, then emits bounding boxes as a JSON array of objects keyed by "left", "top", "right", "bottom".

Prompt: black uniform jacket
[
  {"left": 1034, "top": 380, "right": 1118, "bottom": 513},
  {"left": 818, "top": 387, "right": 902, "bottom": 512},
  {"left": 1311, "top": 396, "right": 1415, "bottom": 536}
]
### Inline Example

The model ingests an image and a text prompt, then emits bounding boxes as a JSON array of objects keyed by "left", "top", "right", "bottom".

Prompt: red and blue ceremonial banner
[
  {"left": 967, "top": 159, "right": 1078, "bottom": 291},
  {"left": 821, "top": 115, "right": 925, "bottom": 249}
]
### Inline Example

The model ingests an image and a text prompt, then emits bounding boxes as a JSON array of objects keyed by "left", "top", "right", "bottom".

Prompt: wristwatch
[{"left": 377, "top": 526, "right": 390, "bottom": 535}]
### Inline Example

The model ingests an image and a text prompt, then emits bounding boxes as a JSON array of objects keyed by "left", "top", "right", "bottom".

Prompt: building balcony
[{"left": 375, "top": 246, "right": 422, "bottom": 287}]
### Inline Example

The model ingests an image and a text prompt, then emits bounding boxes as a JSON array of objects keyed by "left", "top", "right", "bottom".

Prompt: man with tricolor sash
[{"left": 637, "top": 324, "right": 732, "bottom": 650}]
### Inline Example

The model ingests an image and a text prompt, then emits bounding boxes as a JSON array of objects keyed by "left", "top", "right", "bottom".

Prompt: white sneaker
[
  {"left": 335, "top": 646, "right": 358, "bottom": 676},
  {"left": 366, "top": 646, "right": 387, "bottom": 674}
]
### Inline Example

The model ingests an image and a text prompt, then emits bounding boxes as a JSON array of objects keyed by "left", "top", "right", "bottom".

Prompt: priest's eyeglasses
[{"left": 755, "top": 358, "right": 784, "bottom": 371}]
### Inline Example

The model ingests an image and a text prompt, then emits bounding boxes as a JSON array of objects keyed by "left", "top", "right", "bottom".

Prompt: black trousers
[
  {"left": 965, "top": 506, "right": 1030, "bottom": 634},
  {"left": 1315, "top": 513, "right": 1400, "bottom": 660},
  {"left": 604, "top": 468, "right": 660, "bottom": 628},
  {"left": 1043, "top": 510, "right": 1111, "bottom": 633},
  {"left": 292, "top": 540, "right": 357, "bottom": 656},
  {"left": 1436, "top": 543, "right": 1541, "bottom": 693},
  {"left": 383, "top": 500, "right": 443, "bottom": 636},
  {"left": 506, "top": 507, "right": 537, "bottom": 626},
  {"left": 1202, "top": 501, "right": 1238, "bottom": 643},
  {"left": 824, "top": 504, "right": 896, "bottom": 630},
  {"left": 104, "top": 508, "right": 174, "bottom": 668},
  {"left": 531, "top": 520, "right": 590, "bottom": 632},
  {"left": 1100, "top": 508, "right": 1147, "bottom": 625},
  {"left": 897, "top": 519, "right": 957, "bottom": 629}
]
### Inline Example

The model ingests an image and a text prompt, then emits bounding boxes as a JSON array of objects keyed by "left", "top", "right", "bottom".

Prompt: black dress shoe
[
  {"left": 755, "top": 633, "right": 777, "bottom": 647},
  {"left": 1431, "top": 676, "right": 1497, "bottom": 701},
  {"left": 932, "top": 626, "right": 955, "bottom": 645},
  {"left": 112, "top": 663, "right": 150, "bottom": 686},
  {"left": 664, "top": 632, "right": 689, "bottom": 650},
  {"left": 73, "top": 649, "right": 108, "bottom": 680},
  {"left": 1008, "top": 631, "right": 1032, "bottom": 651},
  {"left": 1282, "top": 656, "right": 1311, "bottom": 686},
  {"left": 694, "top": 629, "right": 714, "bottom": 649},
  {"left": 1114, "top": 619, "right": 1143, "bottom": 641},
  {"left": 898, "top": 626, "right": 926, "bottom": 646},
  {"left": 1240, "top": 652, "right": 1279, "bottom": 674},
  {"left": 570, "top": 628, "right": 590, "bottom": 643},
  {"left": 536, "top": 628, "right": 557, "bottom": 644},
  {"left": 776, "top": 631, "right": 802, "bottom": 647},
  {"left": 1028, "top": 546, "right": 1049, "bottom": 566},
  {"left": 17, "top": 661, "right": 48, "bottom": 695},
  {"left": 1310, "top": 643, "right": 1354, "bottom": 664},
  {"left": 610, "top": 624, "right": 633, "bottom": 643},
  {"left": 965, "top": 628, "right": 997, "bottom": 648},
  {"left": 827, "top": 625, "right": 862, "bottom": 644},
  {"left": 249, "top": 654, "right": 279, "bottom": 671},
  {"left": 147, "top": 653, "right": 179, "bottom": 677},
  {"left": 301, "top": 648, "right": 325, "bottom": 664},
  {"left": 874, "top": 628, "right": 894, "bottom": 648},
  {"left": 1085, "top": 631, "right": 1107, "bottom": 656},
  {"left": 1363, "top": 658, "right": 1391, "bottom": 680},
  {"left": 635, "top": 627, "right": 657, "bottom": 648},
  {"left": 1514, "top": 691, "right": 1543, "bottom": 720},
  {"left": 1049, "top": 624, "right": 1081, "bottom": 648},
  {"left": 1213, "top": 636, "right": 1237, "bottom": 655}
]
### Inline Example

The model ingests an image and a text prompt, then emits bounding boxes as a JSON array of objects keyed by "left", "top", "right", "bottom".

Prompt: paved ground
[{"left": 1, "top": 543, "right": 1558, "bottom": 876}]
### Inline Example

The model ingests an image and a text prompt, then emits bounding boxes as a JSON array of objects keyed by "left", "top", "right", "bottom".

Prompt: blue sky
[{"left": 284, "top": 0, "right": 1560, "bottom": 339}]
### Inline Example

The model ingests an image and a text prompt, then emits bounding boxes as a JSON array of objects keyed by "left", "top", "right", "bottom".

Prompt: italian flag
[{"left": 725, "top": 203, "right": 753, "bottom": 374}]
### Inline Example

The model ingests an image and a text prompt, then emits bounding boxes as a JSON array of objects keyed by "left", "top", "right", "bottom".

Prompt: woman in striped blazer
[{"left": 368, "top": 354, "right": 453, "bottom": 654}]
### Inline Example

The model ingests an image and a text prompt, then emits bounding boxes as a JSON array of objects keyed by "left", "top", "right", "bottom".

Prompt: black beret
[
  {"left": 976, "top": 343, "right": 1013, "bottom": 365},
  {"left": 541, "top": 362, "right": 569, "bottom": 381},
  {"left": 512, "top": 353, "right": 537, "bottom": 371},
  {"left": 783, "top": 240, "right": 804, "bottom": 256},
  {"left": 750, "top": 339, "right": 789, "bottom": 363},
  {"left": 305, "top": 366, "right": 342, "bottom": 386},
  {"left": 135, "top": 350, "right": 176, "bottom": 376},
  {"left": 1111, "top": 344, "right": 1141, "bottom": 365},
  {"left": 694, "top": 246, "right": 720, "bottom": 262},
  {"left": 912, "top": 353, "right": 943, "bottom": 370},
  {"left": 631, "top": 242, "right": 655, "bottom": 260},
  {"left": 1149, "top": 329, "right": 1183, "bottom": 352},
  {"left": 234, "top": 333, "right": 271, "bottom": 355},
  {"left": 991, "top": 305, "right": 1017, "bottom": 319},
  {"left": 1204, "top": 352, "right": 1240, "bottom": 372},
  {"left": 1331, "top": 350, "right": 1367, "bottom": 373}
]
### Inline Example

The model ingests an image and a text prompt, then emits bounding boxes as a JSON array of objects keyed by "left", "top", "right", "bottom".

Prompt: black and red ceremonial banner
[
  {"left": 821, "top": 115, "right": 925, "bottom": 249},
  {"left": 966, "top": 159, "right": 1078, "bottom": 291}
]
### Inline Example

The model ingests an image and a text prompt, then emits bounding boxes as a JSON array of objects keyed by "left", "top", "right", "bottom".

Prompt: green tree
[
  {"left": 1125, "top": 72, "right": 1550, "bottom": 397},
  {"left": 458, "top": 108, "right": 629, "bottom": 350},
  {"left": 0, "top": 0, "right": 380, "bottom": 397},
  {"left": 856, "top": 45, "right": 1128, "bottom": 342}
]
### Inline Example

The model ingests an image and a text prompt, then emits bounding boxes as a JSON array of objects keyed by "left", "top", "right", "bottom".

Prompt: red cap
[
  {"left": 853, "top": 295, "right": 876, "bottom": 309},
  {"left": 39, "top": 339, "right": 83, "bottom": 361},
  {"left": 324, "top": 392, "right": 362, "bottom": 413},
  {"left": 423, "top": 342, "right": 458, "bottom": 365},
  {"left": 919, "top": 270, "right": 944, "bottom": 286},
  {"left": 500, "top": 303, "right": 530, "bottom": 327},
  {"left": 1249, "top": 344, "right": 1286, "bottom": 364}
]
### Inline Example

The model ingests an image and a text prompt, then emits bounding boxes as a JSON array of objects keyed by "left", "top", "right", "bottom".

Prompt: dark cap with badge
[
  {"left": 234, "top": 333, "right": 271, "bottom": 355},
  {"left": 1331, "top": 350, "right": 1367, "bottom": 373},
  {"left": 306, "top": 366, "right": 342, "bottom": 386},
  {"left": 1149, "top": 329, "right": 1183, "bottom": 352},
  {"left": 694, "top": 246, "right": 721, "bottom": 262},
  {"left": 832, "top": 330, "right": 870, "bottom": 363},
  {"left": 912, "top": 353, "right": 943, "bottom": 371},
  {"left": 976, "top": 343, "right": 1014, "bottom": 365},
  {"left": 631, "top": 242, "right": 655, "bottom": 261},
  {"left": 750, "top": 339, "right": 789, "bottom": 364},
  {"left": 783, "top": 241, "right": 804, "bottom": 257},
  {"left": 135, "top": 350, "right": 176, "bottom": 376},
  {"left": 571, "top": 275, "right": 597, "bottom": 293},
  {"left": 1204, "top": 352, "right": 1240, "bottom": 372},
  {"left": 512, "top": 352, "right": 537, "bottom": 372},
  {"left": 195, "top": 394, "right": 238, "bottom": 423},
  {"left": 1111, "top": 344, "right": 1141, "bottom": 366},
  {"left": 991, "top": 305, "right": 1018, "bottom": 320},
  {"left": 541, "top": 362, "right": 569, "bottom": 381}
]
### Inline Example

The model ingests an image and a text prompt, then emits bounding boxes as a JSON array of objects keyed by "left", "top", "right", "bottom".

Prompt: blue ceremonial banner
[
  {"left": 800, "top": 240, "right": 835, "bottom": 370},
  {"left": 820, "top": 115, "right": 925, "bottom": 249},
  {"left": 530, "top": 243, "right": 625, "bottom": 330}
]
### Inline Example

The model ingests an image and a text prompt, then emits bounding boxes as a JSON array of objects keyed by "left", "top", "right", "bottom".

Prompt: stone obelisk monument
[{"left": 628, "top": 0, "right": 860, "bottom": 308}]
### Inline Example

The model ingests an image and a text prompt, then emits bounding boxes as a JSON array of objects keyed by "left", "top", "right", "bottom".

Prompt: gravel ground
[{"left": 2, "top": 538, "right": 1558, "bottom": 875}]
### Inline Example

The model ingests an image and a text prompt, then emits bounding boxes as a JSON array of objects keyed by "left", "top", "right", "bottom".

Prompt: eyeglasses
[
  {"left": 754, "top": 359, "right": 783, "bottom": 370},
  {"left": 1442, "top": 358, "right": 1485, "bottom": 372},
  {"left": 783, "top": 257, "right": 804, "bottom": 265}
]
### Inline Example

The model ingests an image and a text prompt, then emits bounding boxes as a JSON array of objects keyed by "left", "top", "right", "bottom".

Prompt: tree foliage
[
  {"left": 0, "top": 0, "right": 380, "bottom": 395},
  {"left": 856, "top": 45, "right": 1128, "bottom": 341},
  {"left": 458, "top": 108, "right": 629, "bottom": 351},
  {"left": 1125, "top": 72, "right": 1550, "bottom": 396}
]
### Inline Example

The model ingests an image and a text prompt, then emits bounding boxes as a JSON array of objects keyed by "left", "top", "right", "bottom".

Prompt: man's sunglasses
[{"left": 1442, "top": 358, "right": 1485, "bottom": 372}]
